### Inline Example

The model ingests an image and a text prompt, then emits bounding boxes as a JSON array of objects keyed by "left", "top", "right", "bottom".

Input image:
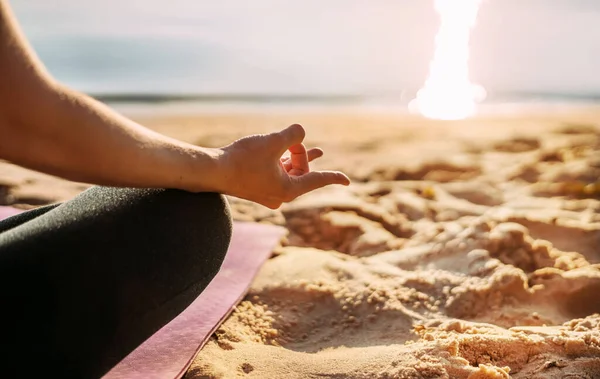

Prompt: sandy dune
[{"left": 1, "top": 108, "right": 599, "bottom": 378}]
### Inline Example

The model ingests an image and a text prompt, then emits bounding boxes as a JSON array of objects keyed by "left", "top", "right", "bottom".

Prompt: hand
[{"left": 216, "top": 124, "right": 350, "bottom": 209}]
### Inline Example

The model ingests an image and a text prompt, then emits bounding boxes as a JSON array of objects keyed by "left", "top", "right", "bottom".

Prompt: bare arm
[
  {"left": 0, "top": 0, "right": 349, "bottom": 208},
  {"left": 0, "top": 0, "right": 222, "bottom": 192}
]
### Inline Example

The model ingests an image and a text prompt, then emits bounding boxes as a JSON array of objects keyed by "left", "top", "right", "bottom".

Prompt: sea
[{"left": 9, "top": 0, "right": 600, "bottom": 114}]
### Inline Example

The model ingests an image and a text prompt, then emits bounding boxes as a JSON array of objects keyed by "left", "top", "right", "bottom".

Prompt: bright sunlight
[{"left": 409, "top": 0, "right": 486, "bottom": 120}]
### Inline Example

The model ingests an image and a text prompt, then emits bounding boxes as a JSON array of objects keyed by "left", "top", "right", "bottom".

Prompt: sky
[{"left": 9, "top": 0, "right": 600, "bottom": 96}]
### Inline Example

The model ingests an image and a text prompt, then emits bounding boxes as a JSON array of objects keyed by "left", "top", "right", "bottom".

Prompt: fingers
[
  {"left": 281, "top": 147, "right": 323, "bottom": 171},
  {"left": 291, "top": 170, "right": 350, "bottom": 197},
  {"left": 281, "top": 147, "right": 323, "bottom": 163},
  {"left": 271, "top": 124, "right": 349, "bottom": 202},
  {"left": 263, "top": 170, "right": 349, "bottom": 208},
  {"left": 288, "top": 143, "right": 309, "bottom": 174},
  {"left": 274, "top": 124, "right": 305, "bottom": 155},
  {"left": 306, "top": 147, "right": 324, "bottom": 161}
]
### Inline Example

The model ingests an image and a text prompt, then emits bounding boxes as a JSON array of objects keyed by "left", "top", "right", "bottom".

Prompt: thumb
[
  {"left": 292, "top": 170, "right": 350, "bottom": 197},
  {"left": 275, "top": 124, "right": 305, "bottom": 154}
]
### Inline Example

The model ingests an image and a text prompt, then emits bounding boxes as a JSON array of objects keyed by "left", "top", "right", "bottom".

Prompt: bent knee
[
  {"left": 147, "top": 190, "right": 232, "bottom": 235},
  {"left": 185, "top": 192, "right": 232, "bottom": 235},
  {"left": 147, "top": 190, "right": 233, "bottom": 285},
  {"left": 166, "top": 191, "right": 232, "bottom": 269},
  {"left": 85, "top": 187, "right": 233, "bottom": 267}
]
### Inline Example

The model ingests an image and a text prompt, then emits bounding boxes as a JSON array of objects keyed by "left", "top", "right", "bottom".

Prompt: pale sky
[{"left": 10, "top": 0, "right": 600, "bottom": 96}]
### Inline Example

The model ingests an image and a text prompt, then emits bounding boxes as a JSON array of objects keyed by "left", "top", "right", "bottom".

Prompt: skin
[{"left": 0, "top": 1, "right": 350, "bottom": 209}]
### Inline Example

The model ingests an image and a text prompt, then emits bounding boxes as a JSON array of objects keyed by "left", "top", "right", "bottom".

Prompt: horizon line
[{"left": 89, "top": 91, "right": 600, "bottom": 104}]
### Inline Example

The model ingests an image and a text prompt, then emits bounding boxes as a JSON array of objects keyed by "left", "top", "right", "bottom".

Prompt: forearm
[
  {"left": 0, "top": 85, "right": 223, "bottom": 192},
  {"left": 0, "top": 0, "right": 349, "bottom": 207},
  {"left": 0, "top": 0, "right": 223, "bottom": 192}
]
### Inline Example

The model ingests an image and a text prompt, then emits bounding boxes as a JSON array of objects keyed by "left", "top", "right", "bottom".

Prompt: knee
[
  {"left": 145, "top": 189, "right": 233, "bottom": 287},
  {"left": 83, "top": 186, "right": 233, "bottom": 277},
  {"left": 138, "top": 188, "right": 232, "bottom": 242},
  {"left": 189, "top": 192, "right": 233, "bottom": 256},
  {"left": 110, "top": 187, "right": 233, "bottom": 277},
  {"left": 184, "top": 192, "right": 232, "bottom": 282},
  {"left": 169, "top": 190, "right": 232, "bottom": 242},
  {"left": 164, "top": 190, "right": 233, "bottom": 275}
]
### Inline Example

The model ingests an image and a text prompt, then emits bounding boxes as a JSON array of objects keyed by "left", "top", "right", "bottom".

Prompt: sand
[{"left": 1, "top": 107, "right": 599, "bottom": 378}]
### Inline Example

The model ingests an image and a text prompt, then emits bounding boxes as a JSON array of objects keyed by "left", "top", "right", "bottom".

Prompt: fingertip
[
  {"left": 339, "top": 173, "right": 351, "bottom": 186},
  {"left": 278, "top": 124, "right": 306, "bottom": 150},
  {"left": 331, "top": 170, "right": 350, "bottom": 185},
  {"left": 287, "top": 123, "right": 306, "bottom": 139},
  {"left": 307, "top": 147, "right": 324, "bottom": 161}
]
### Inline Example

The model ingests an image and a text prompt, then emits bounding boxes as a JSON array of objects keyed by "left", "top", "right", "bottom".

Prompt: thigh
[{"left": 0, "top": 187, "right": 232, "bottom": 378}]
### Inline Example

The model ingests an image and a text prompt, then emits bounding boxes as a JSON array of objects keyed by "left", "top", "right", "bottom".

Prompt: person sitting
[{"left": 0, "top": 1, "right": 350, "bottom": 377}]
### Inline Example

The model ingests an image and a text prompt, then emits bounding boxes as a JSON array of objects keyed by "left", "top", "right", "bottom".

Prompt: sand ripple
[{"left": 188, "top": 120, "right": 600, "bottom": 378}]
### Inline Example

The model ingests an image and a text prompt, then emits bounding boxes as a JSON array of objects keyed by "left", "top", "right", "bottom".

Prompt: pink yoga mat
[
  {"left": 105, "top": 221, "right": 285, "bottom": 379},
  {"left": 0, "top": 206, "right": 285, "bottom": 379},
  {"left": 0, "top": 206, "right": 22, "bottom": 219}
]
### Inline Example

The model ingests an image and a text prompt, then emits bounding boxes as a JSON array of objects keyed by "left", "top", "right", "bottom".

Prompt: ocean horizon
[{"left": 96, "top": 92, "right": 600, "bottom": 118}]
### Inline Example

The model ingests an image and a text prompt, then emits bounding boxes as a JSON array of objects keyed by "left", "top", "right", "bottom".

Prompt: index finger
[{"left": 288, "top": 143, "right": 309, "bottom": 174}]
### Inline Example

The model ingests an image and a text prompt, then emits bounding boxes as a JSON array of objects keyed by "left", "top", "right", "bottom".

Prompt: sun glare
[{"left": 410, "top": 0, "right": 486, "bottom": 120}]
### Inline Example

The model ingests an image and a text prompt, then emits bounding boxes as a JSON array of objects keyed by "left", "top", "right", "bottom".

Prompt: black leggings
[{"left": 0, "top": 186, "right": 232, "bottom": 378}]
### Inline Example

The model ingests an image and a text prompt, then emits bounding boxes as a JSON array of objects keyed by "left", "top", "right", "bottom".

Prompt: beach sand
[{"left": 1, "top": 107, "right": 599, "bottom": 378}]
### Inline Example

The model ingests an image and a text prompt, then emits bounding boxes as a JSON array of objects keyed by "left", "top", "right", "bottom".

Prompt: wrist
[{"left": 178, "top": 144, "right": 229, "bottom": 194}]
